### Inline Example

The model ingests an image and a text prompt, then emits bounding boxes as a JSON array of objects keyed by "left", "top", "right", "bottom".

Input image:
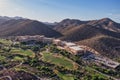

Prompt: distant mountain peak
[
  {"left": 12, "top": 16, "right": 26, "bottom": 20},
  {"left": 100, "top": 18, "right": 113, "bottom": 22},
  {"left": 0, "top": 16, "right": 26, "bottom": 20},
  {"left": 61, "top": 18, "right": 81, "bottom": 22},
  {"left": 59, "top": 18, "right": 85, "bottom": 26},
  {"left": 0, "top": 16, "right": 11, "bottom": 20}
]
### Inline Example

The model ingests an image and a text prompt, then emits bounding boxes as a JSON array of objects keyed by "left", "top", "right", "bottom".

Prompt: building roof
[
  {"left": 69, "top": 46, "right": 84, "bottom": 51},
  {"left": 64, "top": 42, "right": 76, "bottom": 46},
  {"left": 53, "top": 39, "right": 61, "bottom": 42},
  {"left": 93, "top": 55, "right": 120, "bottom": 68}
]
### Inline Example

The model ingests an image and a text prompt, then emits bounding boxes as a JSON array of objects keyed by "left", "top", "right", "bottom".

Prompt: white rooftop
[
  {"left": 64, "top": 42, "right": 76, "bottom": 46},
  {"left": 53, "top": 39, "right": 61, "bottom": 42},
  {"left": 69, "top": 46, "right": 84, "bottom": 51}
]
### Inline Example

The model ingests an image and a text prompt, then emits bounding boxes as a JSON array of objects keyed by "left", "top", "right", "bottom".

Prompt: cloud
[
  {"left": 107, "top": 13, "right": 120, "bottom": 23},
  {"left": 108, "top": 13, "right": 120, "bottom": 17}
]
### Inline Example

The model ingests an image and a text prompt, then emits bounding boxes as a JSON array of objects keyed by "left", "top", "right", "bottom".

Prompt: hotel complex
[{"left": 15, "top": 35, "right": 120, "bottom": 69}]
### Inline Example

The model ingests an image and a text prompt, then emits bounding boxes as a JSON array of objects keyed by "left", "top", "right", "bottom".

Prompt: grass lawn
[
  {"left": 0, "top": 55, "right": 5, "bottom": 60},
  {"left": 13, "top": 56, "right": 24, "bottom": 61},
  {"left": 42, "top": 52, "right": 77, "bottom": 70},
  {"left": 85, "top": 66, "right": 108, "bottom": 79},
  {"left": 54, "top": 70, "right": 75, "bottom": 80},
  {"left": 58, "top": 73, "right": 75, "bottom": 80},
  {"left": 0, "top": 39, "right": 12, "bottom": 46},
  {"left": 10, "top": 48, "right": 35, "bottom": 58}
]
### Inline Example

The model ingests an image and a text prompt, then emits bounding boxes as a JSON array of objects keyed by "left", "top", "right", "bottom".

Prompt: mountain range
[
  {"left": 0, "top": 16, "right": 62, "bottom": 38},
  {"left": 0, "top": 16, "right": 120, "bottom": 60},
  {"left": 53, "top": 18, "right": 120, "bottom": 60}
]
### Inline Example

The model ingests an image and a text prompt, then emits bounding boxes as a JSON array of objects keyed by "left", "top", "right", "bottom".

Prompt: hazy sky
[{"left": 0, "top": 0, "right": 120, "bottom": 22}]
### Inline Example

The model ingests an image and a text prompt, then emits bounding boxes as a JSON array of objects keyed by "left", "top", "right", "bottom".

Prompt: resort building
[
  {"left": 66, "top": 46, "right": 85, "bottom": 55},
  {"left": 83, "top": 54, "right": 120, "bottom": 69}
]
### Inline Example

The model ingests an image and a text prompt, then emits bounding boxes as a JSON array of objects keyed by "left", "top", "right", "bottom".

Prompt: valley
[
  {"left": 0, "top": 16, "right": 120, "bottom": 80},
  {"left": 0, "top": 35, "right": 120, "bottom": 80},
  {"left": 0, "top": 0, "right": 120, "bottom": 79}
]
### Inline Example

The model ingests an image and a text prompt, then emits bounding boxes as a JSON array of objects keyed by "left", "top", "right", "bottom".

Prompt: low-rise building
[
  {"left": 94, "top": 55, "right": 120, "bottom": 69},
  {"left": 16, "top": 35, "right": 44, "bottom": 42},
  {"left": 63, "top": 42, "right": 85, "bottom": 55},
  {"left": 53, "top": 39, "right": 65, "bottom": 47},
  {"left": 83, "top": 54, "right": 120, "bottom": 69},
  {"left": 42, "top": 37, "right": 53, "bottom": 43},
  {"left": 64, "top": 42, "right": 76, "bottom": 47},
  {"left": 67, "top": 46, "right": 84, "bottom": 55},
  {"left": 15, "top": 35, "right": 53, "bottom": 44}
]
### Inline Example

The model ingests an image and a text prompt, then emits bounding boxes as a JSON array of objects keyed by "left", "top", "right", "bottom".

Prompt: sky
[{"left": 0, "top": 0, "right": 120, "bottom": 22}]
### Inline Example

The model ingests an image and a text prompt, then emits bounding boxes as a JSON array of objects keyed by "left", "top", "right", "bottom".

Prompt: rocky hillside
[
  {"left": 60, "top": 24, "right": 120, "bottom": 41},
  {"left": 53, "top": 18, "right": 120, "bottom": 60},
  {"left": 54, "top": 18, "right": 120, "bottom": 33},
  {"left": 0, "top": 17, "right": 62, "bottom": 38}
]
